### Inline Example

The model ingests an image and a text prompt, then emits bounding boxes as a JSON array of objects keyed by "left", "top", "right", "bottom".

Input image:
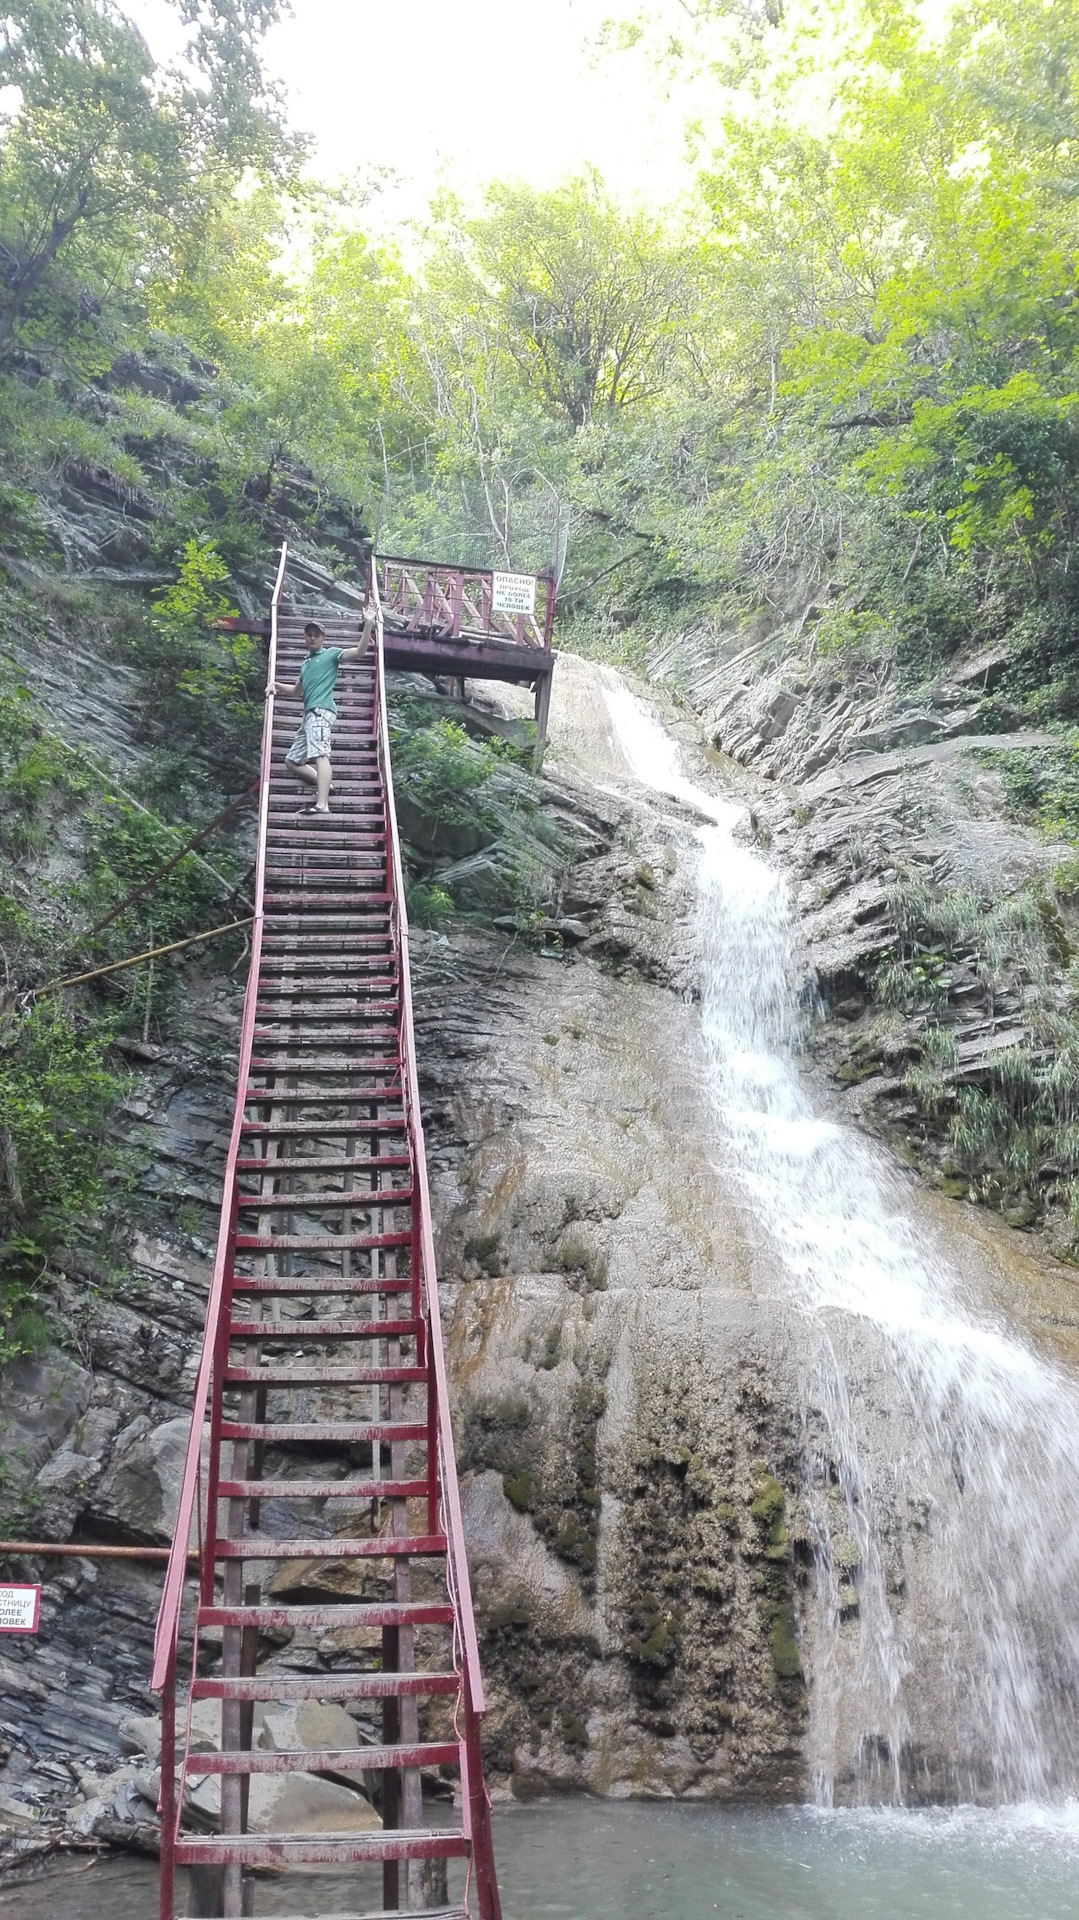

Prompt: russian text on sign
[
  {"left": 0, "top": 1585, "right": 40, "bottom": 1633},
  {"left": 491, "top": 571, "right": 536, "bottom": 616}
]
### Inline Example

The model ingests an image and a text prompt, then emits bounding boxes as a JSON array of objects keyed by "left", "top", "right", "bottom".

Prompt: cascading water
[{"left": 601, "top": 670, "right": 1079, "bottom": 1807}]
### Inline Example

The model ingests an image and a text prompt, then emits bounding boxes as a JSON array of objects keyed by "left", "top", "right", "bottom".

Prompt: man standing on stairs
[{"left": 268, "top": 610, "right": 375, "bottom": 813}]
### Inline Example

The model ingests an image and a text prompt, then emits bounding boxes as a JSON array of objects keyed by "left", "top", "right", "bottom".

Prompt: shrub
[
  {"left": 0, "top": 1002, "right": 128, "bottom": 1360},
  {"left": 405, "top": 879, "right": 453, "bottom": 929}
]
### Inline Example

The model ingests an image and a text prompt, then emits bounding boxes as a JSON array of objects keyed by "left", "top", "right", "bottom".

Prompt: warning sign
[
  {"left": 491, "top": 572, "right": 536, "bottom": 616},
  {"left": 0, "top": 1586, "right": 40, "bottom": 1633}
]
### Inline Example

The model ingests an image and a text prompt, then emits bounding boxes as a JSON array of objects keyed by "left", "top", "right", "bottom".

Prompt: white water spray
[{"left": 602, "top": 671, "right": 1079, "bottom": 1805}]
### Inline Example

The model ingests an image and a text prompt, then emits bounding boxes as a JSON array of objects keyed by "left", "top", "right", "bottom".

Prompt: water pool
[{"left": 4, "top": 1800, "right": 1079, "bottom": 1918}]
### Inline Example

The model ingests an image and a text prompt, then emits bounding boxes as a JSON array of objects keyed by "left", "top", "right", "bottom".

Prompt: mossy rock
[
  {"left": 555, "top": 1227, "right": 608, "bottom": 1292},
  {"left": 487, "top": 1599, "right": 532, "bottom": 1631},
  {"left": 769, "top": 1598, "right": 803, "bottom": 1680},
  {"left": 503, "top": 1470, "right": 533, "bottom": 1513},
  {"left": 463, "top": 1230, "right": 505, "bottom": 1277},
  {"left": 749, "top": 1470, "right": 785, "bottom": 1526},
  {"left": 937, "top": 1176, "right": 970, "bottom": 1199},
  {"left": 560, "top": 1709, "right": 590, "bottom": 1750}
]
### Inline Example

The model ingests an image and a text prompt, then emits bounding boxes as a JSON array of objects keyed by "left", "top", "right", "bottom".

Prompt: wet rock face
[
  {"left": 415, "top": 877, "right": 809, "bottom": 1799},
  {"left": 693, "top": 627, "right": 1079, "bottom": 1258}
]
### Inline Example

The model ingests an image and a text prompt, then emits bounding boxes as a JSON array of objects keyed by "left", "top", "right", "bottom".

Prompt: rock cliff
[{"left": 8, "top": 598, "right": 1079, "bottom": 1856}]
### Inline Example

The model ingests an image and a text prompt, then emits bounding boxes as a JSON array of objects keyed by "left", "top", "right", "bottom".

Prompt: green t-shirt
[{"left": 300, "top": 646, "right": 344, "bottom": 715}]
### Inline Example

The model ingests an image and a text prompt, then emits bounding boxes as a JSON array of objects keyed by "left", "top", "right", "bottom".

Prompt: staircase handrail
[
  {"left": 371, "top": 570, "right": 487, "bottom": 1720},
  {"left": 150, "top": 540, "right": 287, "bottom": 1697}
]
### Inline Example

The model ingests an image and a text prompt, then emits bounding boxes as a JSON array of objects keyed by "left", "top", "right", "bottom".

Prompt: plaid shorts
[{"left": 285, "top": 708, "right": 334, "bottom": 764}]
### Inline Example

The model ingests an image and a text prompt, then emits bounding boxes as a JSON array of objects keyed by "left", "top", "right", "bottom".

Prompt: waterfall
[{"left": 601, "top": 671, "right": 1079, "bottom": 1806}]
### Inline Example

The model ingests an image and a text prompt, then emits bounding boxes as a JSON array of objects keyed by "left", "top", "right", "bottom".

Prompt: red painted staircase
[{"left": 152, "top": 548, "right": 502, "bottom": 1920}]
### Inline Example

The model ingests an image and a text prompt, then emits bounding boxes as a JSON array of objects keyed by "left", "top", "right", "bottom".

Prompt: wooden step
[
  {"left": 236, "top": 1154, "right": 410, "bottom": 1173},
  {"left": 218, "top": 1419, "right": 427, "bottom": 1444},
  {"left": 191, "top": 1911, "right": 468, "bottom": 1920},
  {"left": 253, "top": 1018, "right": 401, "bottom": 1036},
  {"left": 228, "top": 1313, "right": 412, "bottom": 1344},
  {"left": 233, "top": 1230, "right": 411, "bottom": 1252},
  {"left": 230, "top": 1277, "right": 413, "bottom": 1298},
  {"left": 261, "top": 937, "right": 393, "bottom": 950},
  {"left": 234, "top": 1188, "right": 412, "bottom": 1211},
  {"left": 195, "top": 1909, "right": 469, "bottom": 1920},
  {"left": 191, "top": 1671, "right": 458, "bottom": 1703},
  {"left": 213, "top": 1534, "right": 445, "bottom": 1561},
  {"left": 239, "top": 1121, "right": 406, "bottom": 1140},
  {"left": 174, "top": 1830, "right": 470, "bottom": 1868},
  {"left": 222, "top": 1363, "right": 425, "bottom": 1386},
  {"left": 264, "top": 893, "right": 393, "bottom": 910},
  {"left": 247, "top": 1071, "right": 404, "bottom": 1089},
  {"left": 186, "top": 1738, "right": 459, "bottom": 1775},
  {"left": 198, "top": 1601, "right": 454, "bottom": 1631},
  {"left": 229, "top": 1316, "right": 417, "bottom": 1339},
  {"left": 217, "top": 1477, "right": 426, "bottom": 1502},
  {"left": 243, "top": 1087, "right": 404, "bottom": 1108}
]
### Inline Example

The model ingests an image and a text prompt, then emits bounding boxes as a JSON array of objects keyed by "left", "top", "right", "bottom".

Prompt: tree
[
  {"left": 0, "top": 0, "right": 297, "bottom": 362},
  {"left": 449, "top": 176, "right": 702, "bottom": 428}
]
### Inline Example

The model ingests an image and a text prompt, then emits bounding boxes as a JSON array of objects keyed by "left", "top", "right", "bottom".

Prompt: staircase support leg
[
  {"left": 466, "top": 1711, "right": 503, "bottom": 1920},
  {"left": 382, "top": 1621, "right": 401, "bottom": 1910},
  {"left": 533, "top": 671, "right": 553, "bottom": 763},
  {"left": 159, "top": 1679, "right": 176, "bottom": 1920}
]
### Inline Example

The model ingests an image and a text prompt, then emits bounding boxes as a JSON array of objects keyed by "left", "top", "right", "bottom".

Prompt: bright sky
[{"left": 129, "top": 0, "right": 703, "bottom": 225}]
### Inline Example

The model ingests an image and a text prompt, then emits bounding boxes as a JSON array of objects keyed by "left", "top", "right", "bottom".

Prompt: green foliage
[
  {"left": 135, "top": 538, "right": 261, "bottom": 773},
  {"left": 0, "top": 1000, "right": 127, "bottom": 1360},
  {"left": 392, "top": 719, "right": 503, "bottom": 829},
  {"left": 405, "top": 879, "right": 453, "bottom": 930},
  {"left": 877, "top": 872, "right": 1079, "bottom": 1216},
  {"left": 983, "top": 739, "right": 1079, "bottom": 841},
  {"left": 0, "top": 678, "right": 92, "bottom": 874},
  {"left": 0, "top": 0, "right": 296, "bottom": 368},
  {"left": 877, "top": 877, "right": 1054, "bottom": 1016},
  {"left": 86, "top": 796, "right": 223, "bottom": 947}
]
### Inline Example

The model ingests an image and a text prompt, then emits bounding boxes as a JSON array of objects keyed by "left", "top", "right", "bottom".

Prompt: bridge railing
[{"left": 378, "top": 554, "right": 555, "bottom": 651}]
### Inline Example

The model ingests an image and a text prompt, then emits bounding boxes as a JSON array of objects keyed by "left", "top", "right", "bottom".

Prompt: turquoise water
[
  {"left": 494, "top": 1800, "right": 1079, "bottom": 1918},
  {"left": 3, "top": 1801, "right": 1079, "bottom": 1917}
]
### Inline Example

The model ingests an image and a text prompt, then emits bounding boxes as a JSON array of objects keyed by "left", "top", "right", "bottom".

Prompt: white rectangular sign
[
  {"left": 0, "top": 1585, "right": 40, "bottom": 1633},
  {"left": 491, "top": 571, "right": 536, "bottom": 616}
]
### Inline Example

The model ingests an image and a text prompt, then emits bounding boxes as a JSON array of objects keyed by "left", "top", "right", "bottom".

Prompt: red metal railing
[
  {"left": 151, "top": 542, "right": 287, "bottom": 1918},
  {"left": 379, "top": 554, "right": 555, "bottom": 652},
  {"left": 372, "top": 567, "right": 502, "bottom": 1912},
  {"left": 151, "top": 544, "right": 501, "bottom": 1918}
]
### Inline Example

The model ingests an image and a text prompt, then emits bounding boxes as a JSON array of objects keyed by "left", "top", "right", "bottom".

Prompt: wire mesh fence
[{"left": 376, "top": 472, "right": 571, "bottom": 585}]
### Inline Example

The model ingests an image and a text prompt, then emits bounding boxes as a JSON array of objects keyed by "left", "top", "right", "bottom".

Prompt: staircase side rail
[
  {"left": 378, "top": 554, "right": 554, "bottom": 653},
  {"left": 150, "top": 541, "right": 287, "bottom": 1718},
  {"left": 374, "top": 576, "right": 504, "bottom": 1919},
  {"left": 371, "top": 579, "right": 486, "bottom": 1721}
]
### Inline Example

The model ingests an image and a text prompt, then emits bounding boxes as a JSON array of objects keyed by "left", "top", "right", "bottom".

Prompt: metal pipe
[
  {"left": 39, "top": 917, "right": 254, "bottom": 994},
  {"left": 0, "top": 1541, "right": 198, "bottom": 1560}
]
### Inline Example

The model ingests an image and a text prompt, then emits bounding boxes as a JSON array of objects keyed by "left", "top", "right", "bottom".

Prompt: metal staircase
[{"left": 152, "top": 548, "right": 502, "bottom": 1920}]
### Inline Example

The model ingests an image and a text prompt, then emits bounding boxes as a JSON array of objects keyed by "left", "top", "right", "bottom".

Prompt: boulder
[
  {"left": 185, "top": 1769, "right": 380, "bottom": 1835},
  {"left": 178, "top": 1692, "right": 380, "bottom": 1834},
  {"left": 757, "top": 688, "right": 799, "bottom": 742},
  {"left": 95, "top": 1414, "right": 205, "bottom": 1542},
  {"left": 438, "top": 847, "right": 515, "bottom": 911},
  {"left": 395, "top": 791, "right": 491, "bottom": 859},
  {"left": 260, "top": 1700, "right": 363, "bottom": 1756},
  {"left": 0, "top": 1352, "right": 93, "bottom": 1484}
]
